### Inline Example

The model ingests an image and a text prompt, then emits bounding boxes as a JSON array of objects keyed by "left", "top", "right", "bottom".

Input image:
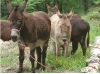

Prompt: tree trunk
[
  {"left": 83, "top": 0, "right": 88, "bottom": 14},
  {"left": 60, "top": 0, "right": 62, "bottom": 13}
]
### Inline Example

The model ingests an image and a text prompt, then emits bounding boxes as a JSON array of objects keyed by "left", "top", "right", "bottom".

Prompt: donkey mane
[{"left": 58, "top": 14, "right": 68, "bottom": 20}]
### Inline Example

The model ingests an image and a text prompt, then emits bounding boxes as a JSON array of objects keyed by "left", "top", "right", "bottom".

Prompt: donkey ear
[
  {"left": 58, "top": 14, "right": 62, "bottom": 18},
  {"left": 19, "top": 0, "right": 28, "bottom": 12},
  {"left": 55, "top": 3, "right": 58, "bottom": 9},
  {"left": 5, "top": 0, "right": 13, "bottom": 13},
  {"left": 46, "top": 4, "right": 51, "bottom": 11},
  {"left": 69, "top": 7, "right": 74, "bottom": 15},
  {"left": 67, "top": 7, "right": 74, "bottom": 20}
]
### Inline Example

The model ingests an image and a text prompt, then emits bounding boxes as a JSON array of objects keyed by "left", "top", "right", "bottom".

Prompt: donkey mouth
[
  {"left": 11, "top": 36, "right": 18, "bottom": 42},
  {"left": 11, "top": 29, "right": 19, "bottom": 42},
  {"left": 62, "top": 36, "right": 67, "bottom": 42}
]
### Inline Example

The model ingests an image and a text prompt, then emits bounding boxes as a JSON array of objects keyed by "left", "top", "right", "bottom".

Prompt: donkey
[
  {"left": 47, "top": 4, "right": 90, "bottom": 56},
  {"left": 0, "top": 20, "right": 11, "bottom": 41},
  {"left": 47, "top": 5, "right": 73, "bottom": 57},
  {"left": 47, "top": 3, "right": 81, "bottom": 19},
  {"left": 6, "top": 0, "right": 51, "bottom": 73}
]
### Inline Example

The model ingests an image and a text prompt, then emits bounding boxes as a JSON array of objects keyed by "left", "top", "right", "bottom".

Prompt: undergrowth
[{"left": 1, "top": 5, "right": 100, "bottom": 73}]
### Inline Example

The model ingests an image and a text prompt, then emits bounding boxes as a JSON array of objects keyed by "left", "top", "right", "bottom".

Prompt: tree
[{"left": 83, "top": 0, "right": 88, "bottom": 13}]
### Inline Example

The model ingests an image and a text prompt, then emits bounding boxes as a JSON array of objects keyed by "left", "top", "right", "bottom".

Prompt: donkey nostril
[
  {"left": 11, "top": 36, "right": 17, "bottom": 40},
  {"left": 62, "top": 39, "right": 66, "bottom": 42}
]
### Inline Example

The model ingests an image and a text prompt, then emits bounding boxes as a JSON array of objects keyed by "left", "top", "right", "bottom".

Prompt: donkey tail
[{"left": 87, "top": 29, "right": 90, "bottom": 47}]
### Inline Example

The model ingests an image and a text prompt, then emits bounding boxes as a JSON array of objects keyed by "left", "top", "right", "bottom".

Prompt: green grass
[
  {"left": 82, "top": 6, "right": 100, "bottom": 44},
  {"left": 1, "top": 6, "right": 100, "bottom": 73}
]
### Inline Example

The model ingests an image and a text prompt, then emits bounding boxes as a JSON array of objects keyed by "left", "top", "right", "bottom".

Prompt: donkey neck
[{"left": 50, "top": 14, "right": 60, "bottom": 23}]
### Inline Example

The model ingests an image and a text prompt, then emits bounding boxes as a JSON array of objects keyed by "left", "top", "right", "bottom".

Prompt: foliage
[
  {"left": 82, "top": 6, "right": 100, "bottom": 43},
  {"left": 1, "top": 4, "right": 100, "bottom": 73},
  {"left": 89, "top": 0, "right": 100, "bottom": 6},
  {"left": 1, "top": 0, "right": 9, "bottom": 19},
  {"left": 1, "top": 0, "right": 100, "bottom": 19}
]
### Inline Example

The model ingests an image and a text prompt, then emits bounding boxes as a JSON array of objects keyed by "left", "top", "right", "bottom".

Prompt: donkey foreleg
[
  {"left": 56, "top": 43, "right": 60, "bottom": 58},
  {"left": 64, "top": 43, "right": 69, "bottom": 57},
  {"left": 52, "top": 41, "right": 56, "bottom": 56},
  {"left": 18, "top": 46, "right": 25, "bottom": 73}
]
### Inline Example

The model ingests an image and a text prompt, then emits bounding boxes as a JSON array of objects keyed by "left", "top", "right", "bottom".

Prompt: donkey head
[
  {"left": 58, "top": 12, "right": 73, "bottom": 43},
  {"left": 6, "top": 0, "right": 28, "bottom": 42},
  {"left": 47, "top": 3, "right": 60, "bottom": 17}
]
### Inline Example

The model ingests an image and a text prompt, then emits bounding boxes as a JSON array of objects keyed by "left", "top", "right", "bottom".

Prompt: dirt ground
[
  {"left": 0, "top": 36, "right": 99, "bottom": 73},
  {"left": 0, "top": 39, "right": 73, "bottom": 73}
]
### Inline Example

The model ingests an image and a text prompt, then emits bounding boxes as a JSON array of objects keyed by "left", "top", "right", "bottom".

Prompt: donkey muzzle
[
  {"left": 62, "top": 36, "right": 67, "bottom": 42},
  {"left": 11, "top": 29, "right": 19, "bottom": 42}
]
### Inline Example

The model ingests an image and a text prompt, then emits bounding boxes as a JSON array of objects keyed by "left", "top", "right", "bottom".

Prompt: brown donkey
[
  {"left": 0, "top": 20, "right": 11, "bottom": 41},
  {"left": 6, "top": 0, "right": 51, "bottom": 73},
  {"left": 47, "top": 4, "right": 90, "bottom": 56},
  {"left": 47, "top": 4, "right": 73, "bottom": 57}
]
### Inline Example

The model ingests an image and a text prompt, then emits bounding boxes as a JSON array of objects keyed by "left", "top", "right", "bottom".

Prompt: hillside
[
  {"left": 82, "top": 5, "right": 100, "bottom": 44},
  {"left": 1, "top": 5, "right": 100, "bottom": 73}
]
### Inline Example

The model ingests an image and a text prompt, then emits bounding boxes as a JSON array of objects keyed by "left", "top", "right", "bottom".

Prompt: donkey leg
[
  {"left": 29, "top": 49, "right": 35, "bottom": 73},
  {"left": 56, "top": 43, "right": 60, "bottom": 58},
  {"left": 41, "top": 47, "right": 47, "bottom": 70},
  {"left": 18, "top": 48, "right": 24, "bottom": 73},
  {"left": 61, "top": 45, "right": 64, "bottom": 56},
  {"left": 71, "top": 41, "right": 78, "bottom": 55},
  {"left": 79, "top": 36, "right": 86, "bottom": 56},
  {"left": 52, "top": 41, "right": 56, "bottom": 56},
  {"left": 64, "top": 43, "right": 69, "bottom": 57},
  {"left": 41, "top": 41, "right": 48, "bottom": 70},
  {"left": 36, "top": 46, "right": 41, "bottom": 70}
]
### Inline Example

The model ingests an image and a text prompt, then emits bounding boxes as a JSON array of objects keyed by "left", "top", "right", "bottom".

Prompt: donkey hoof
[
  {"left": 31, "top": 68, "right": 36, "bottom": 73},
  {"left": 17, "top": 70, "right": 23, "bottom": 73},
  {"left": 17, "top": 69, "right": 23, "bottom": 73}
]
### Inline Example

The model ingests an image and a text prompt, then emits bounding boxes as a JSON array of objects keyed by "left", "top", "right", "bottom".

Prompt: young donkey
[
  {"left": 47, "top": 4, "right": 73, "bottom": 57},
  {"left": 48, "top": 4, "right": 90, "bottom": 56},
  {"left": 6, "top": 0, "right": 51, "bottom": 73}
]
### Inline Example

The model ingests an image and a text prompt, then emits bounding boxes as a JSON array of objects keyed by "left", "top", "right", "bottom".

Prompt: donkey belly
[{"left": 36, "top": 39, "right": 46, "bottom": 47}]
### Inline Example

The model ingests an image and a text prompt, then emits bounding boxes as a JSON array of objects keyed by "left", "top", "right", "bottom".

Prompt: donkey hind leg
[
  {"left": 18, "top": 48, "right": 25, "bottom": 73},
  {"left": 41, "top": 41, "right": 48, "bottom": 70},
  {"left": 36, "top": 46, "right": 41, "bottom": 70},
  {"left": 52, "top": 41, "right": 56, "bottom": 56},
  {"left": 29, "top": 49, "right": 35, "bottom": 73},
  {"left": 56, "top": 43, "right": 60, "bottom": 58},
  {"left": 71, "top": 41, "right": 78, "bottom": 55},
  {"left": 79, "top": 36, "right": 86, "bottom": 56}
]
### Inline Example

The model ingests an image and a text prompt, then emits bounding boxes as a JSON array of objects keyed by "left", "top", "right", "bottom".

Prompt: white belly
[{"left": 36, "top": 40, "right": 46, "bottom": 47}]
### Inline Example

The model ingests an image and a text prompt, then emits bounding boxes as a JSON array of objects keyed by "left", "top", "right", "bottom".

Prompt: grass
[
  {"left": 82, "top": 5, "right": 100, "bottom": 44},
  {"left": 1, "top": 5, "right": 100, "bottom": 73}
]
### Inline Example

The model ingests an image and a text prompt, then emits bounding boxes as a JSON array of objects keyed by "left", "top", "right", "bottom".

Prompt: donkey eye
[
  {"left": 68, "top": 26, "right": 70, "bottom": 28},
  {"left": 17, "top": 20, "right": 21, "bottom": 24},
  {"left": 9, "top": 20, "right": 12, "bottom": 23}
]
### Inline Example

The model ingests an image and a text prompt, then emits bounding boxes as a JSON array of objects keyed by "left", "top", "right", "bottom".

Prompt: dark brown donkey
[
  {"left": 6, "top": 0, "right": 51, "bottom": 73},
  {"left": 47, "top": 4, "right": 90, "bottom": 56}
]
